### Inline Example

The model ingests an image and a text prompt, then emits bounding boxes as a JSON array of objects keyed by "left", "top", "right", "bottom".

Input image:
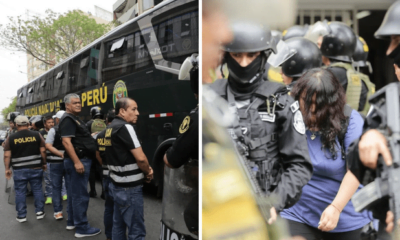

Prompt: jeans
[
  {"left": 13, "top": 168, "right": 45, "bottom": 217},
  {"left": 109, "top": 182, "right": 145, "bottom": 240},
  {"left": 50, "top": 163, "right": 67, "bottom": 213},
  {"left": 103, "top": 177, "right": 114, "bottom": 239},
  {"left": 64, "top": 158, "right": 91, "bottom": 231},
  {"left": 44, "top": 163, "right": 52, "bottom": 197}
]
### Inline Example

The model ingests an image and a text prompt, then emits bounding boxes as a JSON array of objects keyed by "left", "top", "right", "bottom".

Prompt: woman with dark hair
[{"left": 280, "top": 68, "right": 371, "bottom": 240}]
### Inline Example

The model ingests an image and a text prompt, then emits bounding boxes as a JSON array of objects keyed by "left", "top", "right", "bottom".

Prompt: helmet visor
[{"left": 267, "top": 40, "right": 297, "bottom": 68}]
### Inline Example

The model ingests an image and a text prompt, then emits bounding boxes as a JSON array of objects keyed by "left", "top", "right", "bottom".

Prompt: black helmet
[
  {"left": 375, "top": 1, "right": 400, "bottom": 39},
  {"left": 29, "top": 115, "right": 44, "bottom": 129},
  {"left": 224, "top": 21, "right": 276, "bottom": 53},
  {"left": 352, "top": 36, "right": 369, "bottom": 67},
  {"left": 281, "top": 38, "right": 322, "bottom": 78},
  {"left": 7, "top": 112, "right": 20, "bottom": 122},
  {"left": 178, "top": 54, "right": 198, "bottom": 95},
  {"left": 320, "top": 22, "right": 356, "bottom": 63},
  {"left": 90, "top": 106, "right": 104, "bottom": 119},
  {"left": 282, "top": 25, "right": 309, "bottom": 41},
  {"left": 106, "top": 109, "right": 116, "bottom": 124}
]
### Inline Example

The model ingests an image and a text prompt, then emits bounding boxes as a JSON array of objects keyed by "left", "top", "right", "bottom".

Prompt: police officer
[
  {"left": 2, "top": 112, "right": 19, "bottom": 147},
  {"left": 277, "top": 37, "right": 322, "bottom": 91},
  {"left": 3, "top": 115, "right": 47, "bottom": 222},
  {"left": 105, "top": 97, "right": 153, "bottom": 240},
  {"left": 86, "top": 106, "right": 106, "bottom": 198},
  {"left": 210, "top": 21, "right": 313, "bottom": 217},
  {"left": 40, "top": 116, "right": 55, "bottom": 205},
  {"left": 95, "top": 109, "right": 115, "bottom": 240},
  {"left": 352, "top": 36, "right": 376, "bottom": 116},
  {"left": 320, "top": 22, "right": 373, "bottom": 113},
  {"left": 59, "top": 93, "right": 101, "bottom": 237},
  {"left": 30, "top": 115, "right": 44, "bottom": 131},
  {"left": 163, "top": 54, "right": 199, "bottom": 238},
  {"left": 45, "top": 110, "right": 68, "bottom": 220}
]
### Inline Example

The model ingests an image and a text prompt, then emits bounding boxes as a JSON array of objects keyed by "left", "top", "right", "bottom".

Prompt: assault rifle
[{"left": 352, "top": 82, "right": 400, "bottom": 238}]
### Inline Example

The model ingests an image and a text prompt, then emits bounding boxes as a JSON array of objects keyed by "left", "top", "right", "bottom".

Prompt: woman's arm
[{"left": 318, "top": 170, "right": 360, "bottom": 231}]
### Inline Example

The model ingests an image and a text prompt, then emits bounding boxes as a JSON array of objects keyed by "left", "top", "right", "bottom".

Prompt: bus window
[
  {"left": 53, "top": 64, "right": 68, "bottom": 98},
  {"left": 151, "top": 4, "right": 198, "bottom": 64}
]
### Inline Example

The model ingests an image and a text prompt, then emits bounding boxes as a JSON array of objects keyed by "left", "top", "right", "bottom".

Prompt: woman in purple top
[{"left": 280, "top": 68, "right": 370, "bottom": 240}]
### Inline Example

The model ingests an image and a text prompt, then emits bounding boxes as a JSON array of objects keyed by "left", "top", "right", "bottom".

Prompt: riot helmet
[
  {"left": 6, "top": 112, "right": 20, "bottom": 123},
  {"left": 281, "top": 38, "right": 322, "bottom": 78},
  {"left": 106, "top": 109, "right": 116, "bottom": 124},
  {"left": 282, "top": 25, "right": 309, "bottom": 41},
  {"left": 320, "top": 22, "right": 357, "bottom": 63},
  {"left": 90, "top": 106, "right": 104, "bottom": 119},
  {"left": 352, "top": 36, "right": 373, "bottom": 75},
  {"left": 179, "top": 54, "right": 199, "bottom": 95},
  {"left": 29, "top": 115, "right": 44, "bottom": 130},
  {"left": 222, "top": 21, "right": 275, "bottom": 93},
  {"left": 375, "top": 1, "right": 400, "bottom": 39}
]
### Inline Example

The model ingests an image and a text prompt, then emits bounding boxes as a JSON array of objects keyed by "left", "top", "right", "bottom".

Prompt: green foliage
[
  {"left": 1, "top": 97, "right": 17, "bottom": 122},
  {"left": 0, "top": 9, "right": 112, "bottom": 65}
]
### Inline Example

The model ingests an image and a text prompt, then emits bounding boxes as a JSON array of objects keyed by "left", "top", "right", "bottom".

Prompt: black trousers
[{"left": 287, "top": 219, "right": 362, "bottom": 240}]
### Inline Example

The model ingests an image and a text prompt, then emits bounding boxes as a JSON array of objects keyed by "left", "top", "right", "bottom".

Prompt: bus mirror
[{"left": 56, "top": 71, "right": 64, "bottom": 80}]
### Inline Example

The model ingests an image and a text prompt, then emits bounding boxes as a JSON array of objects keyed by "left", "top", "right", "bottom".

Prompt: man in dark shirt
[
  {"left": 59, "top": 93, "right": 101, "bottom": 238},
  {"left": 105, "top": 98, "right": 153, "bottom": 240},
  {"left": 3, "top": 115, "right": 47, "bottom": 222}
]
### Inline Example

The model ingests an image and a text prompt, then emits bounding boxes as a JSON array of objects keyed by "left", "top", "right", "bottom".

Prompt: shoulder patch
[
  {"left": 179, "top": 116, "right": 191, "bottom": 134},
  {"left": 293, "top": 111, "right": 305, "bottom": 134},
  {"left": 290, "top": 101, "right": 300, "bottom": 113}
]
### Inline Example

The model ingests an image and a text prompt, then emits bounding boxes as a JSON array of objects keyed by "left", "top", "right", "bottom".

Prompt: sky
[{"left": 0, "top": 0, "right": 114, "bottom": 122}]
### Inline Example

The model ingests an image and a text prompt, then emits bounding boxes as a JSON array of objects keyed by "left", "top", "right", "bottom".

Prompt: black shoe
[
  {"left": 89, "top": 191, "right": 97, "bottom": 198},
  {"left": 100, "top": 192, "right": 105, "bottom": 200},
  {"left": 26, "top": 190, "right": 33, "bottom": 197}
]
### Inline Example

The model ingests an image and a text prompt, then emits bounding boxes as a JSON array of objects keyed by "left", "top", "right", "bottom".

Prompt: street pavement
[{"left": 0, "top": 147, "right": 162, "bottom": 240}]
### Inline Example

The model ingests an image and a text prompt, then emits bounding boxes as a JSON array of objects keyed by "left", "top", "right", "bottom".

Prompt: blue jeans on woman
[
  {"left": 64, "top": 158, "right": 91, "bottom": 231},
  {"left": 109, "top": 182, "right": 145, "bottom": 240},
  {"left": 13, "top": 168, "right": 45, "bottom": 218},
  {"left": 103, "top": 177, "right": 114, "bottom": 239}
]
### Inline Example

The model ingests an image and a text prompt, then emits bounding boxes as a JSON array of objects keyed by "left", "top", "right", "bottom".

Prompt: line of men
[
  {"left": 203, "top": 0, "right": 400, "bottom": 239},
  {"left": 3, "top": 94, "right": 154, "bottom": 239}
]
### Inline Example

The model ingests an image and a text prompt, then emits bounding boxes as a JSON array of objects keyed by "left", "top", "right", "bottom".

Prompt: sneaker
[
  {"left": 74, "top": 227, "right": 101, "bottom": 238},
  {"left": 16, "top": 216, "right": 27, "bottom": 223},
  {"left": 62, "top": 195, "right": 67, "bottom": 201},
  {"left": 54, "top": 212, "right": 63, "bottom": 220},
  {"left": 36, "top": 211, "right": 45, "bottom": 220},
  {"left": 45, "top": 197, "right": 52, "bottom": 205},
  {"left": 66, "top": 224, "right": 75, "bottom": 230}
]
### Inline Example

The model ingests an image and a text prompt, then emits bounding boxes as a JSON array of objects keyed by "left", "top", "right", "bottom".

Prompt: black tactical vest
[
  {"left": 47, "top": 126, "right": 65, "bottom": 163},
  {"left": 9, "top": 129, "right": 43, "bottom": 169},
  {"left": 59, "top": 113, "right": 96, "bottom": 159},
  {"left": 210, "top": 80, "right": 288, "bottom": 191}
]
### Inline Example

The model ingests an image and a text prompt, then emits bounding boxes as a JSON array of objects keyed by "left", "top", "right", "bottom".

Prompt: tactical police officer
[
  {"left": 210, "top": 21, "right": 313, "bottom": 216},
  {"left": 30, "top": 115, "right": 44, "bottom": 131},
  {"left": 95, "top": 108, "right": 115, "bottom": 240},
  {"left": 59, "top": 93, "right": 101, "bottom": 238},
  {"left": 277, "top": 37, "right": 322, "bottom": 91},
  {"left": 45, "top": 110, "right": 68, "bottom": 220},
  {"left": 104, "top": 97, "right": 153, "bottom": 240},
  {"left": 2, "top": 112, "right": 19, "bottom": 147},
  {"left": 346, "top": 1, "right": 400, "bottom": 238},
  {"left": 3, "top": 115, "right": 47, "bottom": 222},
  {"left": 86, "top": 106, "right": 106, "bottom": 198},
  {"left": 163, "top": 54, "right": 199, "bottom": 238},
  {"left": 40, "top": 115, "right": 55, "bottom": 205},
  {"left": 320, "top": 22, "right": 374, "bottom": 113}
]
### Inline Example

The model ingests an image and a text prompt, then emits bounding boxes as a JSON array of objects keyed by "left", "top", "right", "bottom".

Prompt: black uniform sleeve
[
  {"left": 59, "top": 117, "right": 76, "bottom": 137},
  {"left": 272, "top": 94, "right": 313, "bottom": 211},
  {"left": 166, "top": 109, "right": 199, "bottom": 168},
  {"left": 117, "top": 124, "right": 141, "bottom": 150}
]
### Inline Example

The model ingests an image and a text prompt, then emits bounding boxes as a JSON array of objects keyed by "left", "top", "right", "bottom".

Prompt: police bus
[{"left": 15, "top": 0, "right": 198, "bottom": 196}]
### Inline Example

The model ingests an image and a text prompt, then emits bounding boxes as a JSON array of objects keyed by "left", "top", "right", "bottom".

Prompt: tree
[
  {"left": 1, "top": 97, "right": 17, "bottom": 122},
  {"left": 0, "top": 10, "right": 113, "bottom": 66}
]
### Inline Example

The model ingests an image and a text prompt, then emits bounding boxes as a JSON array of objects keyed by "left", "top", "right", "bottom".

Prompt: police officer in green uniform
[
  {"left": 320, "top": 22, "right": 374, "bottom": 113},
  {"left": 3, "top": 115, "right": 47, "bottom": 222},
  {"left": 275, "top": 37, "right": 322, "bottom": 92},
  {"left": 210, "top": 21, "right": 313, "bottom": 215},
  {"left": 346, "top": 1, "right": 400, "bottom": 238}
]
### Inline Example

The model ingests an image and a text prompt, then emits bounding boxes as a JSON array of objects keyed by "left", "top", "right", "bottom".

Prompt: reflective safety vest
[
  {"left": 329, "top": 62, "right": 375, "bottom": 114},
  {"left": 9, "top": 130, "right": 43, "bottom": 169}
]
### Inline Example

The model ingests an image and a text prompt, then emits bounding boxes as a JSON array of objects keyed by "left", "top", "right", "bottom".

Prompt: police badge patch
[{"left": 293, "top": 111, "right": 305, "bottom": 134}]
